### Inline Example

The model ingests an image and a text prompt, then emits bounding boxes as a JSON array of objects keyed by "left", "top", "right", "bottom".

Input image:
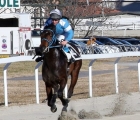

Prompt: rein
[
  {"left": 41, "top": 29, "right": 62, "bottom": 53},
  {"left": 42, "top": 45, "right": 62, "bottom": 53},
  {"left": 42, "top": 29, "right": 56, "bottom": 47}
]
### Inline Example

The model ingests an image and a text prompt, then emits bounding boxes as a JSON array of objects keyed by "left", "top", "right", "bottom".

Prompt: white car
[{"left": 31, "top": 29, "right": 41, "bottom": 49}]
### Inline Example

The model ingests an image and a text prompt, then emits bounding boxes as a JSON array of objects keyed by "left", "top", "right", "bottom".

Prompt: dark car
[
  {"left": 114, "top": 39, "right": 139, "bottom": 51},
  {"left": 94, "top": 36, "right": 127, "bottom": 52},
  {"left": 94, "top": 36, "right": 121, "bottom": 45},
  {"left": 31, "top": 29, "right": 41, "bottom": 36},
  {"left": 119, "top": 38, "right": 140, "bottom": 45}
]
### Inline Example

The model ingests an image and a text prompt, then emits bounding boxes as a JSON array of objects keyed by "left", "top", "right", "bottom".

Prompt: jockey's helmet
[{"left": 50, "top": 9, "right": 62, "bottom": 20}]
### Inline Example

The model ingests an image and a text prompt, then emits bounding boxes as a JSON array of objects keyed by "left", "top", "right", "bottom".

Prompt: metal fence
[{"left": 71, "top": 39, "right": 140, "bottom": 55}]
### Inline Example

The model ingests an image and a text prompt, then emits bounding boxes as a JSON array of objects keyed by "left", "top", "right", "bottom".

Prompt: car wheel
[{"left": 25, "top": 39, "right": 31, "bottom": 50}]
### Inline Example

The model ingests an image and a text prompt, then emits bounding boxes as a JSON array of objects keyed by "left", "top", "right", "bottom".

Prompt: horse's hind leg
[
  {"left": 68, "top": 60, "right": 82, "bottom": 98},
  {"left": 45, "top": 83, "right": 57, "bottom": 113}
]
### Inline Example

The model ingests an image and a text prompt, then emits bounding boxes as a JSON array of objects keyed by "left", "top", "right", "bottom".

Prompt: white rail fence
[{"left": 1, "top": 52, "right": 140, "bottom": 106}]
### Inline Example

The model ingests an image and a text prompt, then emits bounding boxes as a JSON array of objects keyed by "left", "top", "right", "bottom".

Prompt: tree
[
  {"left": 58, "top": 0, "right": 120, "bottom": 37},
  {"left": 19, "top": 0, "right": 120, "bottom": 37}
]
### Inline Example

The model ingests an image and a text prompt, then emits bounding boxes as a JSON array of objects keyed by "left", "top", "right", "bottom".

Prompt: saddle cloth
[{"left": 66, "top": 43, "right": 81, "bottom": 61}]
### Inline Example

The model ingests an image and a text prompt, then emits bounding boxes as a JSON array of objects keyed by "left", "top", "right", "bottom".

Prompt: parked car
[
  {"left": 31, "top": 29, "right": 41, "bottom": 49},
  {"left": 70, "top": 39, "right": 120, "bottom": 54},
  {"left": 94, "top": 40, "right": 120, "bottom": 54},
  {"left": 94, "top": 36, "right": 127, "bottom": 52},
  {"left": 70, "top": 40, "right": 89, "bottom": 54},
  {"left": 118, "top": 38, "right": 140, "bottom": 45},
  {"left": 114, "top": 39, "right": 139, "bottom": 51}
]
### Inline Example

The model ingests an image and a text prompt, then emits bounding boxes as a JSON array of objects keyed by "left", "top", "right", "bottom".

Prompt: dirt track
[{"left": 1, "top": 92, "right": 140, "bottom": 120}]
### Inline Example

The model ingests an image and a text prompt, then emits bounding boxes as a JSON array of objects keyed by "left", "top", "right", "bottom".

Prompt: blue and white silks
[{"left": 44, "top": 18, "right": 74, "bottom": 52}]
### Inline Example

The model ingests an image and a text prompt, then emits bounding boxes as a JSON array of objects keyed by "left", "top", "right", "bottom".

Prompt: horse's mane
[{"left": 44, "top": 23, "right": 56, "bottom": 33}]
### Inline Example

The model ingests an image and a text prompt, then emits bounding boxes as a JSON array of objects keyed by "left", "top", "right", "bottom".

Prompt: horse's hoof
[
  {"left": 51, "top": 105, "right": 57, "bottom": 113},
  {"left": 68, "top": 98, "right": 71, "bottom": 101},
  {"left": 62, "top": 107, "right": 67, "bottom": 112},
  {"left": 61, "top": 111, "right": 67, "bottom": 115}
]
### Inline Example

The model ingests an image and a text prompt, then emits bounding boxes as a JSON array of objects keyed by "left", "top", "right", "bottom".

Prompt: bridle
[
  {"left": 41, "top": 29, "right": 61, "bottom": 53},
  {"left": 41, "top": 29, "right": 56, "bottom": 47}
]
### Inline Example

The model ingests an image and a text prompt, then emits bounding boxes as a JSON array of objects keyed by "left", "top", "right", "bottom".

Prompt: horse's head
[
  {"left": 34, "top": 25, "right": 56, "bottom": 56},
  {"left": 40, "top": 29, "right": 54, "bottom": 47},
  {"left": 38, "top": 29, "right": 54, "bottom": 53},
  {"left": 87, "top": 37, "right": 96, "bottom": 45},
  {"left": 39, "top": 24, "right": 57, "bottom": 53}
]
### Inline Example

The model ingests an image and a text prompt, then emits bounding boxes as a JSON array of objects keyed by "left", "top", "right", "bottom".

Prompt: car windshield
[
  {"left": 123, "top": 39, "right": 140, "bottom": 45},
  {"left": 113, "top": 40, "right": 123, "bottom": 44},
  {"left": 96, "top": 40, "right": 104, "bottom": 45},
  {"left": 107, "top": 38, "right": 122, "bottom": 45},
  {"left": 119, "top": 40, "right": 132, "bottom": 45},
  {"left": 31, "top": 30, "right": 41, "bottom": 36}
]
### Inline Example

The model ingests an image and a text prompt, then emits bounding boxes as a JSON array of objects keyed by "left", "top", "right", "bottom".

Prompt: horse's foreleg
[
  {"left": 45, "top": 84, "right": 52, "bottom": 107},
  {"left": 45, "top": 83, "right": 57, "bottom": 113},
  {"left": 58, "top": 79, "right": 69, "bottom": 111}
]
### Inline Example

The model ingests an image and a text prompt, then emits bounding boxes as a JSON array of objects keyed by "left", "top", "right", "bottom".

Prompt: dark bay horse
[{"left": 38, "top": 25, "right": 82, "bottom": 112}]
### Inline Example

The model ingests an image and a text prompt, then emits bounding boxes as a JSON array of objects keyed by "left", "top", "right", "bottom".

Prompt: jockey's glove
[{"left": 59, "top": 39, "right": 64, "bottom": 44}]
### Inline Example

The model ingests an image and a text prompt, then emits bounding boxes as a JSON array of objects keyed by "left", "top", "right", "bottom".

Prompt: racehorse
[{"left": 37, "top": 25, "right": 82, "bottom": 112}]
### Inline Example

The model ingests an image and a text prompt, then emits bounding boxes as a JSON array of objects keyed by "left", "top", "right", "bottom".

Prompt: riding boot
[{"left": 35, "top": 56, "right": 43, "bottom": 62}]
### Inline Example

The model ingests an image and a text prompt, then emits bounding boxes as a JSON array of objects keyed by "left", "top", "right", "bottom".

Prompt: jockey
[{"left": 35, "top": 8, "right": 81, "bottom": 62}]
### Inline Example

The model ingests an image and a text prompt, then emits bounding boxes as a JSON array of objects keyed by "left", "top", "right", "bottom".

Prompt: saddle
[
  {"left": 34, "top": 41, "right": 81, "bottom": 63},
  {"left": 61, "top": 42, "right": 81, "bottom": 63}
]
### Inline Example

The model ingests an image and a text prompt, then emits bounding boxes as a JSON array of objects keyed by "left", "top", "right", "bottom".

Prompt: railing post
[
  {"left": 35, "top": 62, "right": 42, "bottom": 104},
  {"left": 88, "top": 59, "right": 96, "bottom": 98},
  {"left": 114, "top": 57, "right": 121, "bottom": 94},
  {"left": 64, "top": 84, "right": 67, "bottom": 98},
  {"left": 3, "top": 63, "right": 11, "bottom": 106},
  {"left": 138, "top": 59, "right": 140, "bottom": 91}
]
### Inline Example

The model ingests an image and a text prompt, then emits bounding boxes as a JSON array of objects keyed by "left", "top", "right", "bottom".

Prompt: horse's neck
[
  {"left": 45, "top": 48, "right": 62, "bottom": 59},
  {"left": 43, "top": 48, "right": 67, "bottom": 67}
]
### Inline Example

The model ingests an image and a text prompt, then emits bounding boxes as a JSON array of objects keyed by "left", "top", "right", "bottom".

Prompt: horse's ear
[
  {"left": 92, "top": 37, "right": 96, "bottom": 42},
  {"left": 44, "top": 24, "right": 56, "bottom": 33}
]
